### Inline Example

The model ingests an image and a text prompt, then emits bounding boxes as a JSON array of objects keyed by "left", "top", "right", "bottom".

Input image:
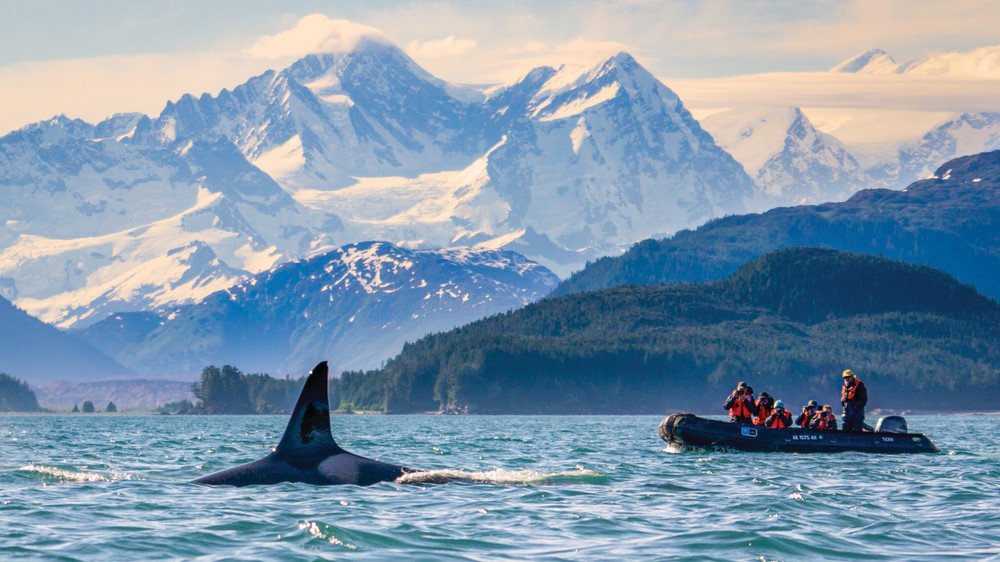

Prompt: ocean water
[{"left": 2, "top": 414, "right": 999, "bottom": 561}]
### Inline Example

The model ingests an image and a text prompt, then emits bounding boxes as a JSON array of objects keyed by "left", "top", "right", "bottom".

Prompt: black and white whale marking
[{"left": 193, "top": 361, "right": 420, "bottom": 486}]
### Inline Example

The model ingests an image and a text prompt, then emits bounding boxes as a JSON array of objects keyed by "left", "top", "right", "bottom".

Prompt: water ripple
[{"left": 2, "top": 414, "right": 1000, "bottom": 560}]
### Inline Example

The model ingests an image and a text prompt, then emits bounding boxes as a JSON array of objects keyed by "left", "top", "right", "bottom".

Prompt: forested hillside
[
  {"left": 0, "top": 373, "right": 41, "bottom": 412},
  {"left": 553, "top": 151, "right": 1000, "bottom": 300},
  {"left": 337, "top": 248, "right": 1000, "bottom": 414},
  {"left": 0, "top": 296, "right": 133, "bottom": 384}
]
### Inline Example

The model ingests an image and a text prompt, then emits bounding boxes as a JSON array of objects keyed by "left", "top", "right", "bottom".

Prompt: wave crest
[
  {"left": 18, "top": 464, "right": 129, "bottom": 483},
  {"left": 396, "top": 467, "right": 606, "bottom": 485}
]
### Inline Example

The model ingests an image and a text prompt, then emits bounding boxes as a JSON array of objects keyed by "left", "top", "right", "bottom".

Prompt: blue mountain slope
[
  {"left": 552, "top": 150, "right": 1000, "bottom": 299},
  {"left": 82, "top": 241, "right": 559, "bottom": 377},
  {"left": 0, "top": 295, "right": 133, "bottom": 383}
]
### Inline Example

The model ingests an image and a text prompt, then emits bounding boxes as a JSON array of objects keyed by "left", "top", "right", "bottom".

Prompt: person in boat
[
  {"left": 841, "top": 369, "right": 868, "bottom": 432},
  {"left": 723, "top": 382, "right": 757, "bottom": 424},
  {"left": 765, "top": 400, "right": 792, "bottom": 428},
  {"left": 810, "top": 405, "right": 838, "bottom": 430},
  {"left": 753, "top": 392, "right": 774, "bottom": 426},
  {"left": 796, "top": 400, "right": 818, "bottom": 427}
]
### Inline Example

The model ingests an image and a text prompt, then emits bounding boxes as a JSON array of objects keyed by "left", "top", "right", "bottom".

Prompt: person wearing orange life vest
[
  {"left": 765, "top": 400, "right": 792, "bottom": 428},
  {"left": 795, "top": 399, "right": 818, "bottom": 427},
  {"left": 810, "top": 405, "right": 838, "bottom": 430},
  {"left": 753, "top": 392, "right": 774, "bottom": 426},
  {"left": 841, "top": 369, "right": 868, "bottom": 432},
  {"left": 723, "top": 381, "right": 757, "bottom": 424}
]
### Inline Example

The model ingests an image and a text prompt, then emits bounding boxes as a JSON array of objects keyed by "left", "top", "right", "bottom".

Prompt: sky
[{"left": 2, "top": 0, "right": 1000, "bottom": 136}]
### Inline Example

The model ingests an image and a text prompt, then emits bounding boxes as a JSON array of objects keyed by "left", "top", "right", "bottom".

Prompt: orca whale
[{"left": 193, "top": 361, "right": 420, "bottom": 486}]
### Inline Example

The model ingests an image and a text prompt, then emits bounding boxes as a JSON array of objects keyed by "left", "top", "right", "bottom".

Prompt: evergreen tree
[
  {"left": 191, "top": 365, "right": 254, "bottom": 414},
  {"left": 81, "top": 401, "right": 95, "bottom": 413},
  {"left": 105, "top": 401, "right": 117, "bottom": 413},
  {"left": 72, "top": 404, "right": 79, "bottom": 413},
  {"left": 0, "top": 373, "right": 41, "bottom": 412}
]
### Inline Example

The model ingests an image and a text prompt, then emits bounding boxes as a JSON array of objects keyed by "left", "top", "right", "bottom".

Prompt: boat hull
[{"left": 659, "top": 413, "right": 940, "bottom": 454}]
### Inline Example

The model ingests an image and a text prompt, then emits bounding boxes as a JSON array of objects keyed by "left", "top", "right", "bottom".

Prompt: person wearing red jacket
[
  {"left": 810, "top": 405, "right": 839, "bottom": 430},
  {"left": 795, "top": 399, "right": 818, "bottom": 427},
  {"left": 753, "top": 392, "right": 774, "bottom": 426},
  {"left": 765, "top": 400, "right": 792, "bottom": 428},
  {"left": 723, "top": 382, "right": 757, "bottom": 424}
]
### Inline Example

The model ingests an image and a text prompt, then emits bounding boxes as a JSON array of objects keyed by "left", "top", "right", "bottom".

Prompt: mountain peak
[
  {"left": 830, "top": 48, "right": 898, "bottom": 73},
  {"left": 535, "top": 50, "right": 658, "bottom": 101},
  {"left": 287, "top": 37, "right": 422, "bottom": 83}
]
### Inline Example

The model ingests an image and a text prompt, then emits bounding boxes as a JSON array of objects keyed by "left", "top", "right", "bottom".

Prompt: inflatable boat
[{"left": 659, "top": 413, "right": 940, "bottom": 454}]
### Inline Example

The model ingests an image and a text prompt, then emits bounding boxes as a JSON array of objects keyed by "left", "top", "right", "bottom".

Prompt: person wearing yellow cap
[{"left": 840, "top": 369, "right": 868, "bottom": 432}]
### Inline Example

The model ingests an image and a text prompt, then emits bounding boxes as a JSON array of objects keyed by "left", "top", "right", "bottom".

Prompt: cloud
[
  {"left": 247, "top": 14, "right": 389, "bottom": 59},
  {"left": 735, "top": 0, "right": 1000, "bottom": 64},
  {"left": 524, "top": 41, "right": 549, "bottom": 55},
  {"left": 666, "top": 72, "right": 1000, "bottom": 114},
  {"left": 406, "top": 36, "right": 476, "bottom": 59}
]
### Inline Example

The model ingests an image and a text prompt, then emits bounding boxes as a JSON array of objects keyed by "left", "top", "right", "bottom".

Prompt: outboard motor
[{"left": 874, "top": 415, "right": 908, "bottom": 434}]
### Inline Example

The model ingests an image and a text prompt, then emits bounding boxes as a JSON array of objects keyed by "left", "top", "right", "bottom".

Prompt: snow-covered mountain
[
  {"left": 155, "top": 43, "right": 760, "bottom": 268},
  {"left": 894, "top": 112, "right": 1000, "bottom": 183},
  {"left": 833, "top": 46, "right": 1000, "bottom": 77},
  {"left": 77, "top": 241, "right": 559, "bottom": 376},
  {"left": 0, "top": 115, "right": 323, "bottom": 327},
  {"left": 155, "top": 37, "right": 485, "bottom": 190},
  {"left": 700, "top": 107, "right": 867, "bottom": 204},
  {"left": 830, "top": 48, "right": 901, "bottom": 74},
  {"left": 698, "top": 104, "right": 1000, "bottom": 200},
  {"left": 1, "top": 35, "right": 763, "bottom": 331}
]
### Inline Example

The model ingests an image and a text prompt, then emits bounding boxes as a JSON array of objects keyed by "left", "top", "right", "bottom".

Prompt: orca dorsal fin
[{"left": 274, "top": 361, "right": 343, "bottom": 460}]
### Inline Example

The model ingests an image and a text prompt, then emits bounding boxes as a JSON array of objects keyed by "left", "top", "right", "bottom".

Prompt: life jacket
[
  {"left": 768, "top": 409, "right": 790, "bottom": 428},
  {"left": 842, "top": 379, "right": 863, "bottom": 402},
  {"left": 753, "top": 400, "right": 773, "bottom": 425},
  {"left": 814, "top": 412, "right": 835, "bottom": 429},
  {"left": 729, "top": 393, "right": 754, "bottom": 419},
  {"left": 796, "top": 408, "right": 816, "bottom": 427}
]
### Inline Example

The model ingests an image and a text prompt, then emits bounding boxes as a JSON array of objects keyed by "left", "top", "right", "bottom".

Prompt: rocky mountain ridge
[
  {"left": 1, "top": 38, "right": 761, "bottom": 331},
  {"left": 76, "top": 241, "right": 559, "bottom": 376}
]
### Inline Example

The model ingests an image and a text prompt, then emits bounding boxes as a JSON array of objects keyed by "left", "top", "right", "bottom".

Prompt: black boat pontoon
[{"left": 659, "top": 413, "right": 940, "bottom": 454}]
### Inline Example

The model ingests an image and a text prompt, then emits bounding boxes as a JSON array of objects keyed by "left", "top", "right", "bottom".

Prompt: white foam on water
[
  {"left": 298, "top": 521, "right": 358, "bottom": 549},
  {"left": 19, "top": 464, "right": 130, "bottom": 483},
  {"left": 396, "top": 467, "right": 604, "bottom": 485}
]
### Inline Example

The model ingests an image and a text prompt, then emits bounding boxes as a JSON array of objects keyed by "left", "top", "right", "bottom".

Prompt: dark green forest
[
  {"left": 189, "top": 365, "right": 308, "bottom": 414},
  {"left": 0, "top": 373, "right": 41, "bottom": 412},
  {"left": 335, "top": 248, "right": 1000, "bottom": 414}
]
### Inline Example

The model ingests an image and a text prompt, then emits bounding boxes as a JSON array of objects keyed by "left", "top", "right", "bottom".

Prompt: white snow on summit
[
  {"left": 701, "top": 107, "right": 865, "bottom": 203},
  {"left": 830, "top": 48, "right": 899, "bottom": 74},
  {"left": 832, "top": 44, "right": 1000, "bottom": 78}
]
